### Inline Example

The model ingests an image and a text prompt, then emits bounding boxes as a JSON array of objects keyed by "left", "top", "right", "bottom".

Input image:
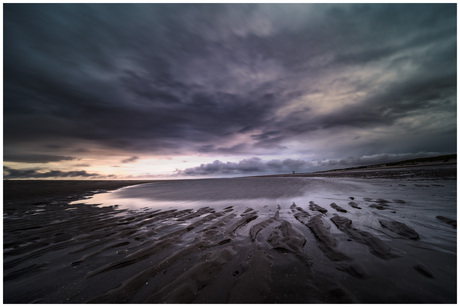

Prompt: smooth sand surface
[{"left": 3, "top": 167, "right": 456, "bottom": 303}]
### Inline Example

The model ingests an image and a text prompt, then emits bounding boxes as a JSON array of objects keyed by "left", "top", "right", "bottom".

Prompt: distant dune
[
  {"left": 257, "top": 154, "right": 457, "bottom": 178},
  {"left": 317, "top": 154, "right": 457, "bottom": 172}
]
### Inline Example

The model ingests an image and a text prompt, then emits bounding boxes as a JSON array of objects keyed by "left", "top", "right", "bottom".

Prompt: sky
[{"left": 3, "top": 3, "right": 457, "bottom": 179}]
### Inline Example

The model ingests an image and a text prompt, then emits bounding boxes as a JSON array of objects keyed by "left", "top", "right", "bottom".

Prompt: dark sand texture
[{"left": 3, "top": 167, "right": 457, "bottom": 303}]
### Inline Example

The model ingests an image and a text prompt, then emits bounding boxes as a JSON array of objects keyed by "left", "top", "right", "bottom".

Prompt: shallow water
[
  {"left": 74, "top": 177, "right": 456, "bottom": 245},
  {"left": 73, "top": 177, "right": 363, "bottom": 209}
]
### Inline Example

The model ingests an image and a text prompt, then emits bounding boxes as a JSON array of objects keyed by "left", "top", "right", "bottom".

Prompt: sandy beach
[
  {"left": 4, "top": 3, "right": 457, "bottom": 304},
  {"left": 3, "top": 165, "right": 456, "bottom": 303}
]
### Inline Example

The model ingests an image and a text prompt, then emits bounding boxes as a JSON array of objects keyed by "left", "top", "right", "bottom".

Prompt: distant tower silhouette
[{"left": 292, "top": 170, "right": 296, "bottom": 174}]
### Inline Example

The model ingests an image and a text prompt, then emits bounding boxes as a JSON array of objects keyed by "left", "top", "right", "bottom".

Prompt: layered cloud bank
[
  {"left": 174, "top": 152, "right": 447, "bottom": 177},
  {"left": 175, "top": 158, "right": 307, "bottom": 176},
  {"left": 3, "top": 167, "right": 100, "bottom": 179}
]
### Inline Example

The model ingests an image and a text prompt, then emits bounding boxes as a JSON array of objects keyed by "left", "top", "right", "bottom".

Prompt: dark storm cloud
[
  {"left": 4, "top": 4, "right": 456, "bottom": 161},
  {"left": 175, "top": 152, "right": 448, "bottom": 176},
  {"left": 3, "top": 153, "right": 75, "bottom": 163},
  {"left": 176, "top": 157, "right": 308, "bottom": 176},
  {"left": 3, "top": 166, "right": 100, "bottom": 179}
]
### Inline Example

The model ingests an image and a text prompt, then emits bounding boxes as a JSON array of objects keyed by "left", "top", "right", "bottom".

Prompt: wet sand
[{"left": 3, "top": 167, "right": 457, "bottom": 303}]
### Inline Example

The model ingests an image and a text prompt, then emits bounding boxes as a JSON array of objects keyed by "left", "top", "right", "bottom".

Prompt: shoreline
[{"left": 3, "top": 180, "right": 157, "bottom": 206}]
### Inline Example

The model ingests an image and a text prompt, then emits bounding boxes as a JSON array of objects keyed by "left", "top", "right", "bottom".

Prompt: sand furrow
[
  {"left": 414, "top": 263, "right": 434, "bottom": 278},
  {"left": 293, "top": 212, "right": 310, "bottom": 225},
  {"left": 309, "top": 201, "right": 328, "bottom": 214},
  {"left": 436, "top": 216, "right": 457, "bottom": 228},
  {"left": 348, "top": 201, "right": 362, "bottom": 209},
  {"left": 336, "top": 263, "right": 365, "bottom": 278},
  {"left": 249, "top": 211, "right": 279, "bottom": 241},
  {"left": 154, "top": 211, "right": 224, "bottom": 241},
  {"left": 330, "top": 203, "right": 347, "bottom": 213},
  {"left": 177, "top": 207, "right": 214, "bottom": 221},
  {"left": 379, "top": 219, "right": 419, "bottom": 240},
  {"left": 4, "top": 239, "right": 80, "bottom": 270},
  {"left": 330, "top": 215, "right": 398, "bottom": 259},
  {"left": 87, "top": 238, "right": 215, "bottom": 303},
  {"left": 4, "top": 240, "right": 52, "bottom": 257},
  {"left": 267, "top": 220, "right": 311, "bottom": 266},
  {"left": 290, "top": 202, "right": 311, "bottom": 215},
  {"left": 4, "top": 263, "right": 48, "bottom": 282},
  {"left": 241, "top": 208, "right": 255, "bottom": 216},
  {"left": 306, "top": 215, "right": 349, "bottom": 261},
  {"left": 86, "top": 239, "right": 173, "bottom": 278},
  {"left": 225, "top": 212, "right": 258, "bottom": 235},
  {"left": 142, "top": 247, "right": 236, "bottom": 303},
  {"left": 136, "top": 209, "right": 191, "bottom": 227},
  {"left": 70, "top": 236, "right": 122, "bottom": 254},
  {"left": 72, "top": 241, "right": 131, "bottom": 266},
  {"left": 87, "top": 211, "right": 226, "bottom": 277},
  {"left": 90, "top": 218, "right": 241, "bottom": 303},
  {"left": 200, "top": 213, "right": 237, "bottom": 232}
]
